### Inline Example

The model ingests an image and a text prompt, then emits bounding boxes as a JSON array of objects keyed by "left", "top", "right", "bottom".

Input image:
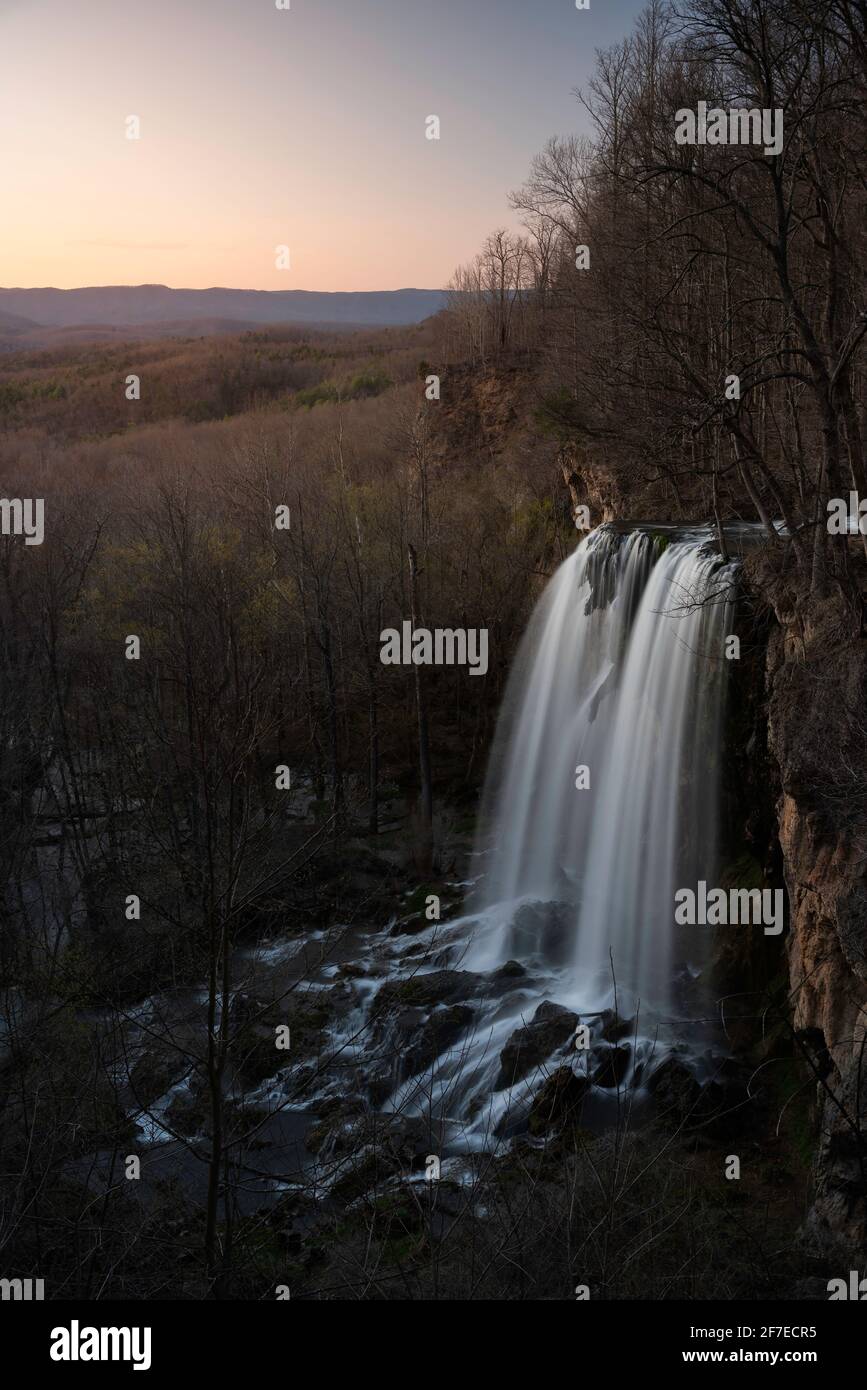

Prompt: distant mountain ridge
[
  {"left": 0, "top": 308, "right": 39, "bottom": 331},
  {"left": 0, "top": 285, "right": 448, "bottom": 329}
]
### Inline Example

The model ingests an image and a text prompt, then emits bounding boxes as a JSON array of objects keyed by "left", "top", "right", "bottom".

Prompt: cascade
[
  {"left": 469, "top": 525, "right": 737, "bottom": 1020},
  {"left": 375, "top": 525, "right": 739, "bottom": 1139}
]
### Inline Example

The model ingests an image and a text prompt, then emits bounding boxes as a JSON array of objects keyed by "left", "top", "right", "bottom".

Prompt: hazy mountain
[
  {"left": 0, "top": 285, "right": 447, "bottom": 330},
  {"left": 0, "top": 308, "right": 39, "bottom": 332}
]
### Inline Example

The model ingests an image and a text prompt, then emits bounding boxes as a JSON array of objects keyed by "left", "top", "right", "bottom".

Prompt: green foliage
[
  {"left": 35, "top": 380, "right": 68, "bottom": 400},
  {"left": 294, "top": 369, "right": 392, "bottom": 409},
  {"left": 346, "top": 369, "right": 391, "bottom": 399},
  {"left": 0, "top": 379, "right": 67, "bottom": 412},
  {"left": 294, "top": 381, "right": 341, "bottom": 409},
  {"left": 0, "top": 381, "right": 28, "bottom": 412}
]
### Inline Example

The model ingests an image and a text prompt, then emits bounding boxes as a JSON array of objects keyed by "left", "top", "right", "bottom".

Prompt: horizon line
[{"left": 0, "top": 283, "right": 446, "bottom": 295}]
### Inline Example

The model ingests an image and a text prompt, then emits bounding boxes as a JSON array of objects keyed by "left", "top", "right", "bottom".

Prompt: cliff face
[
  {"left": 522, "top": 412, "right": 867, "bottom": 1249},
  {"left": 749, "top": 550, "right": 867, "bottom": 1252}
]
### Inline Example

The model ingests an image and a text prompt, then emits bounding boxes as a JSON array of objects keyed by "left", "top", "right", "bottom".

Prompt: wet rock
[
  {"left": 493, "top": 959, "right": 527, "bottom": 981},
  {"left": 646, "top": 1056, "right": 702, "bottom": 1119},
  {"left": 329, "top": 1151, "right": 381, "bottom": 1204},
  {"left": 165, "top": 1084, "right": 211, "bottom": 1137},
  {"left": 495, "top": 1000, "right": 579, "bottom": 1089},
  {"left": 497, "top": 959, "right": 526, "bottom": 977},
  {"left": 647, "top": 1053, "right": 750, "bottom": 1139},
  {"left": 372, "top": 970, "right": 482, "bottom": 1016},
  {"left": 389, "top": 880, "right": 463, "bottom": 936},
  {"left": 228, "top": 991, "right": 263, "bottom": 1028},
  {"left": 327, "top": 979, "right": 359, "bottom": 1011},
  {"left": 509, "top": 901, "right": 573, "bottom": 963},
  {"left": 599, "top": 1008, "right": 635, "bottom": 1043},
  {"left": 367, "top": 1069, "right": 398, "bottom": 1109},
  {"left": 327, "top": 1115, "right": 431, "bottom": 1203},
  {"left": 527, "top": 1067, "right": 590, "bottom": 1135},
  {"left": 236, "top": 1027, "right": 292, "bottom": 1087},
  {"left": 235, "top": 994, "right": 333, "bottom": 1086},
  {"left": 366, "top": 997, "right": 476, "bottom": 1105},
  {"left": 338, "top": 962, "right": 369, "bottom": 980},
  {"left": 305, "top": 1099, "right": 367, "bottom": 1156},
  {"left": 535, "top": 1000, "right": 579, "bottom": 1028},
  {"left": 591, "top": 1043, "right": 631, "bottom": 1088},
  {"left": 128, "top": 1048, "right": 188, "bottom": 1108},
  {"left": 402, "top": 1004, "right": 474, "bottom": 1078}
]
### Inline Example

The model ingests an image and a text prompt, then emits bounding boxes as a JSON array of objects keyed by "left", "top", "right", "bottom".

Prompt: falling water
[
  {"left": 468, "top": 525, "right": 737, "bottom": 1019},
  {"left": 370, "top": 524, "right": 738, "bottom": 1142}
]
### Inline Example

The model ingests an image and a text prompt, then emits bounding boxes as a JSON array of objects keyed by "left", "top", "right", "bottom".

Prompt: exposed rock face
[
  {"left": 560, "top": 447, "right": 627, "bottom": 527},
  {"left": 751, "top": 551, "right": 867, "bottom": 1251}
]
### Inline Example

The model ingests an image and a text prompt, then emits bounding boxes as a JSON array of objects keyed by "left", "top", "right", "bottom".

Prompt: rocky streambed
[{"left": 69, "top": 856, "right": 755, "bottom": 1226}]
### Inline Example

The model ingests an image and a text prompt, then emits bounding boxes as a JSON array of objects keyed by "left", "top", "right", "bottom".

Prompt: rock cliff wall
[{"left": 748, "top": 550, "right": 867, "bottom": 1252}]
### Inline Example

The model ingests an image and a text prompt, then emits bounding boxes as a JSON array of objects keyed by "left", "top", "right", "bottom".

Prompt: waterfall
[
  {"left": 375, "top": 524, "right": 738, "bottom": 1140},
  {"left": 467, "top": 525, "right": 737, "bottom": 1021}
]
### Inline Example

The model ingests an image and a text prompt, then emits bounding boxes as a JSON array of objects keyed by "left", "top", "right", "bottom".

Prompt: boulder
[
  {"left": 402, "top": 1004, "right": 474, "bottom": 1079},
  {"left": 591, "top": 1043, "right": 631, "bottom": 1088},
  {"left": 527, "top": 1067, "right": 590, "bottom": 1135},
  {"left": 372, "top": 970, "right": 482, "bottom": 1017},
  {"left": 598, "top": 1008, "right": 635, "bottom": 1043},
  {"left": 646, "top": 1056, "right": 702, "bottom": 1120},
  {"left": 496, "top": 1000, "right": 579, "bottom": 1089},
  {"left": 492, "top": 959, "right": 527, "bottom": 981},
  {"left": 128, "top": 1047, "right": 187, "bottom": 1108}
]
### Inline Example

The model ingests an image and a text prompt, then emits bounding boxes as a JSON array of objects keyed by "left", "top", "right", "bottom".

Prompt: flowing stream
[
  {"left": 39, "top": 524, "right": 744, "bottom": 1199},
  {"left": 374, "top": 525, "right": 739, "bottom": 1142}
]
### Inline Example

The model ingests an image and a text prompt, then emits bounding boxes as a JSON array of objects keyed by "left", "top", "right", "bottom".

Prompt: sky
[{"left": 1, "top": 0, "right": 645, "bottom": 291}]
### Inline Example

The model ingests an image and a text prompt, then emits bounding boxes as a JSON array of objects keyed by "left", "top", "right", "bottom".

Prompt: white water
[
  {"left": 468, "top": 527, "right": 736, "bottom": 1014},
  {"left": 245, "top": 525, "right": 738, "bottom": 1150},
  {"left": 66, "top": 529, "right": 739, "bottom": 1182},
  {"left": 363, "top": 527, "right": 739, "bottom": 1142}
]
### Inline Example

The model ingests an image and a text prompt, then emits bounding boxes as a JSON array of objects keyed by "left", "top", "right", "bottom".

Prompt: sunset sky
[{"left": 1, "top": 0, "right": 643, "bottom": 292}]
